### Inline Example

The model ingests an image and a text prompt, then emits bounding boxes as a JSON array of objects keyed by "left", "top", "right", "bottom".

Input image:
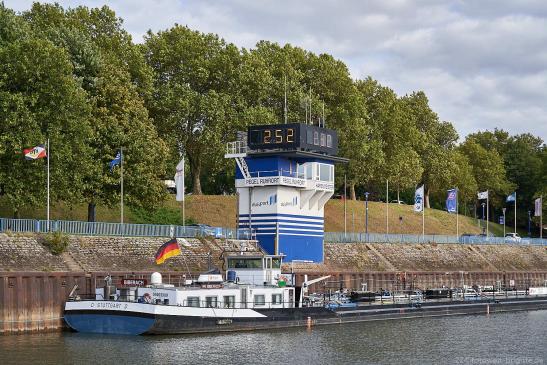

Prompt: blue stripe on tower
[{"left": 238, "top": 213, "right": 324, "bottom": 221}]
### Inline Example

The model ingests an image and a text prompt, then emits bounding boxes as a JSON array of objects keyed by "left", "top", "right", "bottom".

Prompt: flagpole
[
  {"left": 422, "top": 188, "right": 425, "bottom": 240},
  {"left": 386, "top": 179, "right": 389, "bottom": 235},
  {"left": 344, "top": 174, "right": 347, "bottom": 239},
  {"left": 182, "top": 155, "right": 185, "bottom": 227},
  {"left": 47, "top": 138, "right": 50, "bottom": 232},
  {"left": 541, "top": 195, "right": 543, "bottom": 239},
  {"left": 456, "top": 188, "right": 459, "bottom": 237},
  {"left": 486, "top": 190, "right": 489, "bottom": 236},
  {"left": 120, "top": 147, "right": 124, "bottom": 225},
  {"left": 514, "top": 192, "right": 517, "bottom": 234}
]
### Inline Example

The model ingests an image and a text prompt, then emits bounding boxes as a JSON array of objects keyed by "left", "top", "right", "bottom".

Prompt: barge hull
[
  {"left": 64, "top": 298, "right": 547, "bottom": 335},
  {"left": 147, "top": 298, "right": 547, "bottom": 335}
]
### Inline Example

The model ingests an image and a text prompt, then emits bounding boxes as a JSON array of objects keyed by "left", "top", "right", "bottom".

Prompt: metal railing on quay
[
  {"left": 0, "top": 217, "right": 255, "bottom": 240},
  {"left": 324, "top": 232, "right": 547, "bottom": 246},
  {"left": 1, "top": 217, "right": 545, "bottom": 245}
]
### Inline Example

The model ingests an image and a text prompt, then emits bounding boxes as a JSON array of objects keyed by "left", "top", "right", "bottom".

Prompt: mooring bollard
[{"left": 307, "top": 316, "right": 312, "bottom": 329}]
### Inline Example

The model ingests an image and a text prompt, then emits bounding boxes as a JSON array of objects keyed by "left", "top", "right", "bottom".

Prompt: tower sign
[{"left": 225, "top": 123, "right": 347, "bottom": 262}]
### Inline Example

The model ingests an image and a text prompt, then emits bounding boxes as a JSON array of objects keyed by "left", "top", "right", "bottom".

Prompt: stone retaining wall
[{"left": 0, "top": 233, "right": 545, "bottom": 273}]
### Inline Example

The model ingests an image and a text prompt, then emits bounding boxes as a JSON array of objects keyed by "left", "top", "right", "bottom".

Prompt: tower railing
[
  {"left": 247, "top": 169, "right": 306, "bottom": 179},
  {"left": 225, "top": 141, "right": 247, "bottom": 156}
]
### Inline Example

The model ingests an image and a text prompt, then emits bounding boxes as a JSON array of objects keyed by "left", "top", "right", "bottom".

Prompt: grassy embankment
[{"left": 0, "top": 194, "right": 516, "bottom": 236}]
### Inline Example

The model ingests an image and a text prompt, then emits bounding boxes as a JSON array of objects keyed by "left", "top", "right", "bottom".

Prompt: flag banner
[
  {"left": 175, "top": 157, "right": 185, "bottom": 202},
  {"left": 414, "top": 185, "right": 424, "bottom": 212},
  {"left": 109, "top": 151, "right": 121, "bottom": 171},
  {"left": 477, "top": 191, "right": 488, "bottom": 200},
  {"left": 506, "top": 192, "right": 516, "bottom": 203},
  {"left": 535, "top": 197, "right": 542, "bottom": 217},
  {"left": 23, "top": 144, "right": 46, "bottom": 160},
  {"left": 155, "top": 238, "right": 181, "bottom": 264},
  {"left": 446, "top": 189, "right": 457, "bottom": 213}
]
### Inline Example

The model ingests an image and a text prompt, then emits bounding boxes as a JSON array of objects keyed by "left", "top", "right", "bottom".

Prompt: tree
[
  {"left": 451, "top": 151, "right": 478, "bottom": 208},
  {"left": 401, "top": 92, "right": 458, "bottom": 207},
  {"left": 23, "top": 3, "right": 168, "bottom": 221},
  {"left": 503, "top": 134, "right": 543, "bottom": 227},
  {"left": 458, "top": 139, "right": 512, "bottom": 210},
  {"left": 0, "top": 5, "right": 92, "bottom": 217},
  {"left": 356, "top": 78, "right": 423, "bottom": 200},
  {"left": 144, "top": 25, "right": 241, "bottom": 195}
]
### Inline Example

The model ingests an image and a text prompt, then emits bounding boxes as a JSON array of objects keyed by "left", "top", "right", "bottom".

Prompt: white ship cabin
[{"left": 97, "top": 255, "right": 295, "bottom": 309}]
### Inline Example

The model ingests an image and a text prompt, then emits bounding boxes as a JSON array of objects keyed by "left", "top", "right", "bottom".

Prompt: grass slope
[{"left": 1, "top": 194, "right": 516, "bottom": 236}]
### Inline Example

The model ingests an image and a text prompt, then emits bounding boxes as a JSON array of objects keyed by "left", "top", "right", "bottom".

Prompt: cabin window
[
  {"left": 297, "top": 163, "right": 305, "bottom": 179},
  {"left": 319, "top": 163, "right": 333, "bottom": 182},
  {"left": 187, "top": 296, "right": 200, "bottom": 307},
  {"left": 272, "top": 294, "right": 282, "bottom": 305},
  {"left": 307, "top": 130, "right": 313, "bottom": 144},
  {"left": 223, "top": 295, "right": 235, "bottom": 308},
  {"left": 305, "top": 163, "right": 313, "bottom": 180},
  {"left": 327, "top": 134, "right": 332, "bottom": 148},
  {"left": 313, "top": 131, "right": 319, "bottom": 145},
  {"left": 271, "top": 258, "right": 281, "bottom": 269},
  {"left": 227, "top": 258, "right": 263, "bottom": 269},
  {"left": 254, "top": 295, "right": 265, "bottom": 306},
  {"left": 320, "top": 133, "right": 326, "bottom": 147},
  {"left": 205, "top": 296, "right": 218, "bottom": 308}
]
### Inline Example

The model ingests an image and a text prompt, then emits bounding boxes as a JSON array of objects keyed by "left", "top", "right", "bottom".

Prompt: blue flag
[
  {"left": 109, "top": 151, "right": 121, "bottom": 172},
  {"left": 506, "top": 192, "right": 516, "bottom": 203},
  {"left": 446, "top": 189, "right": 457, "bottom": 213},
  {"left": 414, "top": 185, "right": 424, "bottom": 212}
]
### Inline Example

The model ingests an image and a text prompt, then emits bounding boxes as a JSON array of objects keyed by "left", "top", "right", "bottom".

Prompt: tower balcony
[{"left": 235, "top": 168, "right": 334, "bottom": 192}]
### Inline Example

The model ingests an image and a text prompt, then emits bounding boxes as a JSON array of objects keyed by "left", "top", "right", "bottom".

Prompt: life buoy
[
  {"left": 143, "top": 293, "right": 153, "bottom": 304},
  {"left": 278, "top": 275, "right": 288, "bottom": 287}
]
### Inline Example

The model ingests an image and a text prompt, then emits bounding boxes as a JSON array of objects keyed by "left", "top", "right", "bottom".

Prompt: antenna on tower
[{"left": 284, "top": 74, "right": 288, "bottom": 124}]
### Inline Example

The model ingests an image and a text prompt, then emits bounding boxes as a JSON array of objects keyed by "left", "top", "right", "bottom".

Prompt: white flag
[
  {"left": 477, "top": 191, "right": 488, "bottom": 200},
  {"left": 414, "top": 185, "right": 424, "bottom": 212},
  {"left": 175, "top": 157, "right": 185, "bottom": 202},
  {"left": 535, "top": 197, "right": 542, "bottom": 217}
]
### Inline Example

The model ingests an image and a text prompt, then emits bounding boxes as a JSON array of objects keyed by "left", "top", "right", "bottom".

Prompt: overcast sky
[{"left": 6, "top": 0, "right": 547, "bottom": 142}]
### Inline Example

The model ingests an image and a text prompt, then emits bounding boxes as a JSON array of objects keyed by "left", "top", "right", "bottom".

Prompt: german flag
[{"left": 155, "top": 238, "right": 181, "bottom": 264}]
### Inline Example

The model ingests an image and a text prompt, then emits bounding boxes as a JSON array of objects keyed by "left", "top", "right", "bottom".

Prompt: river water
[{"left": 2, "top": 310, "right": 546, "bottom": 365}]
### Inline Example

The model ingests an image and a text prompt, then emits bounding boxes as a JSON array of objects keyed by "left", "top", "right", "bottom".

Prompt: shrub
[
  {"left": 130, "top": 206, "right": 185, "bottom": 225},
  {"left": 40, "top": 231, "right": 69, "bottom": 255}
]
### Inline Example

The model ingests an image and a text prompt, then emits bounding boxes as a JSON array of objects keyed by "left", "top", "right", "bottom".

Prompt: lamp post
[
  {"left": 399, "top": 216, "right": 403, "bottom": 243},
  {"left": 365, "top": 192, "right": 370, "bottom": 241},
  {"left": 528, "top": 210, "right": 531, "bottom": 237},
  {"left": 502, "top": 208, "right": 506, "bottom": 241},
  {"left": 481, "top": 202, "right": 486, "bottom": 234}
]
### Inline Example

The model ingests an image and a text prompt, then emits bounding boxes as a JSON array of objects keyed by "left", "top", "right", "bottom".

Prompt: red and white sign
[{"left": 121, "top": 278, "right": 147, "bottom": 287}]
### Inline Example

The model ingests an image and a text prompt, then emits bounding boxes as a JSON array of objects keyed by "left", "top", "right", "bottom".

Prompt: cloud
[{"left": 5, "top": 0, "right": 547, "bottom": 141}]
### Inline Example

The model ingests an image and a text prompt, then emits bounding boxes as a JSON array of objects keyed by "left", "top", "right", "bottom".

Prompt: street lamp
[
  {"left": 481, "top": 203, "right": 486, "bottom": 233},
  {"left": 399, "top": 216, "right": 403, "bottom": 243},
  {"left": 365, "top": 192, "right": 370, "bottom": 241},
  {"left": 528, "top": 210, "right": 532, "bottom": 237},
  {"left": 502, "top": 207, "right": 506, "bottom": 240}
]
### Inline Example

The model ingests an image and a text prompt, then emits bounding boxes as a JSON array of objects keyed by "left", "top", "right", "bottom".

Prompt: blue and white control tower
[{"left": 225, "top": 123, "right": 347, "bottom": 262}]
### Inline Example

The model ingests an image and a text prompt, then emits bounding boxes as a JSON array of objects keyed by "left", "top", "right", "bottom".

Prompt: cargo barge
[{"left": 64, "top": 254, "right": 547, "bottom": 335}]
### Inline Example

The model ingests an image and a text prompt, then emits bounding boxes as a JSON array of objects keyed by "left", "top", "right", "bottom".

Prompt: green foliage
[
  {"left": 0, "top": 6, "right": 92, "bottom": 214},
  {"left": 144, "top": 25, "right": 241, "bottom": 195},
  {"left": 20, "top": 3, "right": 168, "bottom": 221},
  {"left": 130, "top": 207, "right": 184, "bottom": 225},
  {"left": 40, "top": 231, "right": 69, "bottom": 255}
]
